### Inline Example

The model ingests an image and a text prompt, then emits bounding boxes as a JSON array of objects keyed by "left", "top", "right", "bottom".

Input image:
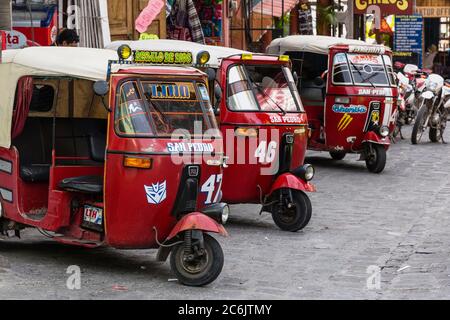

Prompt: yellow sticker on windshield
[{"left": 148, "top": 83, "right": 194, "bottom": 100}]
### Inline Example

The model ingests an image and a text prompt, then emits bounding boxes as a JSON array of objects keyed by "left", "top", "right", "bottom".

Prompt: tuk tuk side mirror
[
  {"left": 93, "top": 81, "right": 112, "bottom": 112},
  {"left": 214, "top": 84, "right": 223, "bottom": 116},
  {"left": 206, "top": 68, "right": 217, "bottom": 82},
  {"left": 94, "top": 80, "right": 109, "bottom": 96}
]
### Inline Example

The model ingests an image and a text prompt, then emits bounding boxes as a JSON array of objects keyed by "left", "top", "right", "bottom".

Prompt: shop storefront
[
  {"left": 108, "top": 0, "right": 230, "bottom": 47},
  {"left": 416, "top": 0, "right": 450, "bottom": 77}
]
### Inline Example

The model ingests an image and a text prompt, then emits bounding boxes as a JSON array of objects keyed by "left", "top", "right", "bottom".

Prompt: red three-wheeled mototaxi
[
  {"left": 268, "top": 36, "right": 398, "bottom": 173},
  {"left": 0, "top": 46, "right": 230, "bottom": 286},
  {"left": 106, "top": 40, "right": 316, "bottom": 232}
]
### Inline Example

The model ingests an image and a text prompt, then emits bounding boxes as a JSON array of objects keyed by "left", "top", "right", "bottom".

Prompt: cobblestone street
[{"left": 1, "top": 126, "right": 450, "bottom": 300}]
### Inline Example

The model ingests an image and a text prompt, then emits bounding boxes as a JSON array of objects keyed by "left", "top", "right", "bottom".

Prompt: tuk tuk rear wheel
[
  {"left": 365, "top": 144, "right": 386, "bottom": 174},
  {"left": 330, "top": 151, "right": 346, "bottom": 160},
  {"left": 170, "top": 233, "right": 224, "bottom": 287},
  {"left": 271, "top": 189, "right": 312, "bottom": 232}
]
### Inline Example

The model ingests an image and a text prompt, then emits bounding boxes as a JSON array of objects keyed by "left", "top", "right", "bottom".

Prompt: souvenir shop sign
[
  {"left": 134, "top": 50, "right": 193, "bottom": 65},
  {"left": 354, "top": 0, "right": 413, "bottom": 15}
]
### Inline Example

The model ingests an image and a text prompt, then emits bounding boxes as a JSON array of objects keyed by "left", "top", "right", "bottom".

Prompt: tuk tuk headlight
[
  {"left": 197, "top": 51, "right": 210, "bottom": 65},
  {"left": 293, "top": 164, "right": 315, "bottom": 181},
  {"left": 117, "top": 45, "right": 132, "bottom": 60},
  {"left": 221, "top": 205, "right": 230, "bottom": 225},
  {"left": 379, "top": 126, "right": 390, "bottom": 138},
  {"left": 201, "top": 203, "right": 229, "bottom": 225}
]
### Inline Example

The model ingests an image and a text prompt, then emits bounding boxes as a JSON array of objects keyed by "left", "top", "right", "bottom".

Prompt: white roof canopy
[
  {"left": 0, "top": 47, "right": 118, "bottom": 148},
  {"left": 106, "top": 40, "right": 250, "bottom": 68},
  {"left": 267, "top": 35, "right": 385, "bottom": 55}
]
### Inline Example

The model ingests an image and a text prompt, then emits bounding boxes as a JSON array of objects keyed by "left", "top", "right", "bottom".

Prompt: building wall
[
  {"left": 108, "top": 0, "right": 166, "bottom": 41},
  {"left": 417, "top": 0, "right": 450, "bottom": 6}
]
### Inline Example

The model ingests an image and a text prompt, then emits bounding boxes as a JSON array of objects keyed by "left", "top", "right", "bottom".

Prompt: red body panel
[{"left": 216, "top": 56, "right": 313, "bottom": 204}]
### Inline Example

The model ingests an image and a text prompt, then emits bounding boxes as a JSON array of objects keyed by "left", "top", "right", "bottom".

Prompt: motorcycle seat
[{"left": 58, "top": 175, "right": 104, "bottom": 194}]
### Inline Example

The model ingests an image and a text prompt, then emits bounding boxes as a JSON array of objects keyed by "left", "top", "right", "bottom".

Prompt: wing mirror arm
[
  {"left": 214, "top": 82, "right": 223, "bottom": 116},
  {"left": 93, "top": 81, "right": 112, "bottom": 112}
]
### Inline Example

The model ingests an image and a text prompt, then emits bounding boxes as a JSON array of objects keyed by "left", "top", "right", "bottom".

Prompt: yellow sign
[
  {"left": 338, "top": 114, "right": 353, "bottom": 132},
  {"left": 134, "top": 51, "right": 193, "bottom": 65},
  {"left": 355, "top": 0, "right": 412, "bottom": 15}
]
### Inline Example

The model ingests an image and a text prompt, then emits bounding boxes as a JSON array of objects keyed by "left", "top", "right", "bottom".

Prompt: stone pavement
[{"left": 1, "top": 125, "right": 450, "bottom": 300}]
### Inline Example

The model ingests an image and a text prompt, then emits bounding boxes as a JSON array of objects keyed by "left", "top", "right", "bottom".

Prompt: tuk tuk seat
[
  {"left": 20, "top": 165, "right": 51, "bottom": 183},
  {"left": 58, "top": 175, "right": 103, "bottom": 194}
]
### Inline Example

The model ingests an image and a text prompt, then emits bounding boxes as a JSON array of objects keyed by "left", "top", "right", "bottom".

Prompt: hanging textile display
[
  {"left": 298, "top": 3, "right": 313, "bottom": 35},
  {"left": 195, "top": 0, "right": 223, "bottom": 45},
  {"left": 167, "top": 0, "right": 205, "bottom": 44}
]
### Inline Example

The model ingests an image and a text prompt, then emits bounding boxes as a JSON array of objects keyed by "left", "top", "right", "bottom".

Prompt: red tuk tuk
[
  {"left": 0, "top": 46, "right": 229, "bottom": 286},
  {"left": 106, "top": 41, "right": 315, "bottom": 232},
  {"left": 268, "top": 36, "right": 398, "bottom": 173}
]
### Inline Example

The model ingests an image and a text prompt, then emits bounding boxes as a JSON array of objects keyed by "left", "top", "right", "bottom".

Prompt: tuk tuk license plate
[{"left": 82, "top": 205, "right": 104, "bottom": 232}]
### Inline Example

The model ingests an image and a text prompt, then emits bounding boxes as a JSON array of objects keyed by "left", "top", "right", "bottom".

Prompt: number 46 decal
[
  {"left": 201, "top": 174, "right": 223, "bottom": 205},
  {"left": 255, "top": 141, "right": 278, "bottom": 164}
]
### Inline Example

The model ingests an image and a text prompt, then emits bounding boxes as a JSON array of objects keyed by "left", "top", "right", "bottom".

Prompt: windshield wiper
[
  {"left": 144, "top": 91, "right": 170, "bottom": 124},
  {"left": 349, "top": 60, "right": 376, "bottom": 88},
  {"left": 246, "top": 71, "right": 287, "bottom": 115}
]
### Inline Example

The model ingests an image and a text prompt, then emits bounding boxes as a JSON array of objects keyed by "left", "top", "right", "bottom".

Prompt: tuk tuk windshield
[
  {"left": 116, "top": 80, "right": 217, "bottom": 137},
  {"left": 332, "top": 53, "right": 396, "bottom": 87},
  {"left": 227, "top": 64, "right": 304, "bottom": 113}
]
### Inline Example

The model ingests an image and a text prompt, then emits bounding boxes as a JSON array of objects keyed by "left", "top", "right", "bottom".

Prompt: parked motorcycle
[
  {"left": 411, "top": 74, "right": 449, "bottom": 144},
  {"left": 392, "top": 72, "right": 414, "bottom": 140},
  {"left": 397, "top": 63, "right": 430, "bottom": 125}
]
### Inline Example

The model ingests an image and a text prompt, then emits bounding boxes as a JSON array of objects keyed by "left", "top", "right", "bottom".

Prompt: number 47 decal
[{"left": 201, "top": 174, "right": 223, "bottom": 205}]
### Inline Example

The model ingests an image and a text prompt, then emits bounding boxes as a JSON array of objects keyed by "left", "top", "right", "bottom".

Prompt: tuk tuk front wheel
[
  {"left": 330, "top": 151, "right": 346, "bottom": 160},
  {"left": 429, "top": 127, "right": 441, "bottom": 143},
  {"left": 271, "top": 189, "right": 312, "bottom": 232},
  {"left": 170, "top": 233, "right": 224, "bottom": 287},
  {"left": 429, "top": 114, "right": 447, "bottom": 142},
  {"left": 365, "top": 144, "right": 386, "bottom": 174},
  {"left": 411, "top": 105, "right": 428, "bottom": 145}
]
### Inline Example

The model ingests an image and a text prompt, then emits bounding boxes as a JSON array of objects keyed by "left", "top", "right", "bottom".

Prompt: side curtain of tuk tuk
[{"left": 11, "top": 77, "right": 33, "bottom": 139}]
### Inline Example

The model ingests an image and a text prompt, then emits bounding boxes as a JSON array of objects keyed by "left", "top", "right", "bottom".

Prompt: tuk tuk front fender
[
  {"left": 362, "top": 131, "right": 390, "bottom": 147},
  {"left": 166, "top": 212, "right": 228, "bottom": 241},
  {"left": 157, "top": 212, "right": 228, "bottom": 262},
  {"left": 269, "top": 173, "right": 316, "bottom": 197}
]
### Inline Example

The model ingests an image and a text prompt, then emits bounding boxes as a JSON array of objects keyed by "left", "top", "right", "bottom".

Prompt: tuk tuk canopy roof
[
  {"left": 0, "top": 47, "right": 119, "bottom": 149},
  {"left": 0, "top": 47, "right": 205, "bottom": 149},
  {"left": 266, "top": 35, "right": 386, "bottom": 56},
  {"left": 106, "top": 40, "right": 250, "bottom": 68}
]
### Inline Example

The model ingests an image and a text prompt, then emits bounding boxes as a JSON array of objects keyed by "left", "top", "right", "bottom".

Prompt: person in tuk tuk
[{"left": 54, "top": 28, "right": 80, "bottom": 47}]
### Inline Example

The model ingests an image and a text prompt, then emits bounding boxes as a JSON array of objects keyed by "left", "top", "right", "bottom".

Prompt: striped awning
[{"left": 252, "top": 0, "right": 299, "bottom": 18}]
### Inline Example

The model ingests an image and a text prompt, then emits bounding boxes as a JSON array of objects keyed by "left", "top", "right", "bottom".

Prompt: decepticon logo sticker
[{"left": 145, "top": 181, "right": 167, "bottom": 205}]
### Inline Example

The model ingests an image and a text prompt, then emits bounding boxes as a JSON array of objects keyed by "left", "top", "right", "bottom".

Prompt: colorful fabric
[{"left": 187, "top": 0, "right": 205, "bottom": 44}]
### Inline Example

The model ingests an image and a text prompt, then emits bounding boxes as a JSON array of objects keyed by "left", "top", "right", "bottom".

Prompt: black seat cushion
[
  {"left": 58, "top": 175, "right": 104, "bottom": 194},
  {"left": 20, "top": 165, "right": 51, "bottom": 183},
  {"left": 89, "top": 134, "right": 106, "bottom": 162}
]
